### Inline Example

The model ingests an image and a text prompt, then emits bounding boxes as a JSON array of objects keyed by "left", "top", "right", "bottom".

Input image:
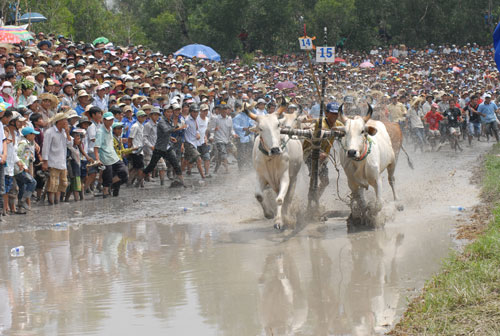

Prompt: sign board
[
  {"left": 298, "top": 37, "right": 313, "bottom": 50},
  {"left": 316, "top": 46, "right": 335, "bottom": 63}
]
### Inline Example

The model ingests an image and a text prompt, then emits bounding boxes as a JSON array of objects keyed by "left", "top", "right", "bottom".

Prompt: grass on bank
[{"left": 390, "top": 144, "right": 500, "bottom": 335}]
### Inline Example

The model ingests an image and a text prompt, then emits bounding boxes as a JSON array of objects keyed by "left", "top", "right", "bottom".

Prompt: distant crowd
[{"left": 0, "top": 31, "right": 498, "bottom": 220}]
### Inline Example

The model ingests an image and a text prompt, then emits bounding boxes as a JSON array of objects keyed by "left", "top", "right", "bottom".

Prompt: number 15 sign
[{"left": 316, "top": 46, "right": 335, "bottom": 63}]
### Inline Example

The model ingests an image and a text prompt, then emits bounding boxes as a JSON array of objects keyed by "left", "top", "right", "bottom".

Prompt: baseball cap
[
  {"left": 326, "top": 102, "right": 339, "bottom": 113},
  {"left": 21, "top": 126, "right": 40, "bottom": 136},
  {"left": 103, "top": 112, "right": 114, "bottom": 120},
  {"left": 136, "top": 110, "right": 147, "bottom": 117},
  {"left": 112, "top": 122, "right": 124, "bottom": 129}
]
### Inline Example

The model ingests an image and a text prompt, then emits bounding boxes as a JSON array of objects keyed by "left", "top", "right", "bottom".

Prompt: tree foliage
[{"left": 16, "top": 0, "right": 500, "bottom": 56}]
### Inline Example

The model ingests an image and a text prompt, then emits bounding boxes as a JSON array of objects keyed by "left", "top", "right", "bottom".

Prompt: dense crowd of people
[{"left": 0, "top": 31, "right": 499, "bottom": 220}]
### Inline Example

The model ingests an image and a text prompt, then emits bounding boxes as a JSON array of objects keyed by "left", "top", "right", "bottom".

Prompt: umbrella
[
  {"left": 0, "top": 31, "right": 21, "bottom": 44},
  {"left": 334, "top": 57, "right": 346, "bottom": 63},
  {"left": 174, "top": 44, "right": 221, "bottom": 61},
  {"left": 0, "top": 25, "right": 33, "bottom": 41},
  {"left": 276, "top": 81, "right": 296, "bottom": 90},
  {"left": 360, "top": 61, "right": 375, "bottom": 68},
  {"left": 93, "top": 36, "right": 109, "bottom": 45},
  {"left": 385, "top": 56, "right": 399, "bottom": 64},
  {"left": 18, "top": 12, "right": 47, "bottom": 24}
]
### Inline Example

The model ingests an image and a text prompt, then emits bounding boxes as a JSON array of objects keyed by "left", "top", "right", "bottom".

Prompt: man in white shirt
[
  {"left": 182, "top": 104, "right": 206, "bottom": 179},
  {"left": 254, "top": 98, "right": 267, "bottom": 115},
  {"left": 197, "top": 104, "right": 211, "bottom": 177},
  {"left": 41, "top": 113, "right": 73, "bottom": 205},
  {"left": 84, "top": 107, "right": 102, "bottom": 194},
  {"left": 210, "top": 104, "right": 235, "bottom": 173},
  {"left": 128, "top": 110, "right": 147, "bottom": 186},
  {"left": 93, "top": 85, "right": 109, "bottom": 112},
  {"left": 0, "top": 108, "right": 7, "bottom": 221}
]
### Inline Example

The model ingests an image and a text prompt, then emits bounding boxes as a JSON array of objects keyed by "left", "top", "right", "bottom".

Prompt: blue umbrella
[
  {"left": 19, "top": 12, "right": 47, "bottom": 24},
  {"left": 174, "top": 44, "right": 221, "bottom": 61},
  {"left": 494, "top": 22, "right": 500, "bottom": 73}
]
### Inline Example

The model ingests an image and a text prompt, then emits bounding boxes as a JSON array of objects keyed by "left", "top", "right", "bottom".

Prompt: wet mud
[{"left": 0, "top": 140, "right": 491, "bottom": 335}]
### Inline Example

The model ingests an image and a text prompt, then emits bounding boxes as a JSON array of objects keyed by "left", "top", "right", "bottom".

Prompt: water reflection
[{"left": 0, "top": 219, "right": 429, "bottom": 336}]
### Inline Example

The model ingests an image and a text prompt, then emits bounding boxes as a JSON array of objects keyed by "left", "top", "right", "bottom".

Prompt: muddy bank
[{"left": 0, "top": 141, "right": 493, "bottom": 335}]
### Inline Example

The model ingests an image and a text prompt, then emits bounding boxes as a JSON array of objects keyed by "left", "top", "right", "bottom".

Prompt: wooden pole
[
  {"left": 307, "top": 27, "right": 328, "bottom": 213},
  {"left": 14, "top": 0, "right": 20, "bottom": 25}
]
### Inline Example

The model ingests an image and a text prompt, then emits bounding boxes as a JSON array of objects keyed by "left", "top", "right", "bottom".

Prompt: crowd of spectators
[{"left": 0, "top": 31, "right": 498, "bottom": 220}]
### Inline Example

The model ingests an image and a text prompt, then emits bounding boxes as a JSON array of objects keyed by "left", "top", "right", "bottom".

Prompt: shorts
[
  {"left": 4, "top": 175, "right": 13, "bottom": 193},
  {"left": 70, "top": 176, "right": 81, "bottom": 192},
  {"left": 47, "top": 168, "right": 68, "bottom": 193},
  {"left": 428, "top": 129, "right": 440, "bottom": 137},
  {"left": 129, "top": 153, "right": 144, "bottom": 170},
  {"left": 468, "top": 122, "right": 481, "bottom": 136},
  {"left": 197, "top": 143, "right": 210, "bottom": 161},
  {"left": 305, "top": 154, "right": 329, "bottom": 180},
  {"left": 184, "top": 142, "right": 200, "bottom": 164},
  {"left": 216, "top": 142, "right": 228, "bottom": 161},
  {"left": 449, "top": 127, "right": 461, "bottom": 135},
  {"left": 0, "top": 164, "right": 4, "bottom": 195}
]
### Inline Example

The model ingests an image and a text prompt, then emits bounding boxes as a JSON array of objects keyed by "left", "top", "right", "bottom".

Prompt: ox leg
[
  {"left": 372, "top": 176, "right": 384, "bottom": 213},
  {"left": 348, "top": 180, "right": 367, "bottom": 223},
  {"left": 255, "top": 177, "right": 274, "bottom": 219},
  {"left": 282, "top": 176, "right": 298, "bottom": 228},
  {"left": 387, "top": 163, "right": 398, "bottom": 201},
  {"left": 388, "top": 163, "right": 404, "bottom": 211},
  {"left": 274, "top": 173, "right": 290, "bottom": 230}
]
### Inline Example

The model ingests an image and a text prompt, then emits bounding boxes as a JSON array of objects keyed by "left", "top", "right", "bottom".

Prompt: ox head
[
  {"left": 338, "top": 104, "right": 377, "bottom": 159},
  {"left": 245, "top": 97, "right": 287, "bottom": 156}
]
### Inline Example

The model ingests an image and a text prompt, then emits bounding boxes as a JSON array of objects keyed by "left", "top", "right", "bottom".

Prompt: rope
[{"left": 329, "top": 146, "right": 351, "bottom": 205}]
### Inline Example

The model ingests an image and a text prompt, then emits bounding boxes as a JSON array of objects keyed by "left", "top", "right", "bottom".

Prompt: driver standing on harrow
[{"left": 302, "top": 102, "right": 343, "bottom": 198}]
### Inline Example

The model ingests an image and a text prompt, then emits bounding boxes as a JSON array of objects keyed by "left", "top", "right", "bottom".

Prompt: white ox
[
  {"left": 245, "top": 104, "right": 303, "bottom": 230},
  {"left": 337, "top": 105, "right": 403, "bottom": 224}
]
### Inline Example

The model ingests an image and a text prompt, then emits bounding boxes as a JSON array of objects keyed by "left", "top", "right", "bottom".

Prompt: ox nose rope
[
  {"left": 258, "top": 136, "right": 290, "bottom": 157},
  {"left": 339, "top": 136, "right": 373, "bottom": 161}
]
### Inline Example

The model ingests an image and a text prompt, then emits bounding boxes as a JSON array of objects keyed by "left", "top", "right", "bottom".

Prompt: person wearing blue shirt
[
  {"left": 232, "top": 108, "right": 255, "bottom": 170},
  {"left": 121, "top": 106, "right": 136, "bottom": 145},
  {"left": 477, "top": 94, "right": 500, "bottom": 143}
]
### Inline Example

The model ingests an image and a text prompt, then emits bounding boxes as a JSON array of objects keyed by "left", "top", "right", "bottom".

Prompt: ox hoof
[
  {"left": 273, "top": 222, "right": 284, "bottom": 231},
  {"left": 396, "top": 204, "right": 404, "bottom": 211}
]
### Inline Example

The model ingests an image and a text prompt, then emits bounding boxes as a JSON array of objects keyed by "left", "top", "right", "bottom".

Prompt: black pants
[
  {"left": 103, "top": 161, "right": 128, "bottom": 188},
  {"left": 144, "top": 148, "right": 181, "bottom": 176}
]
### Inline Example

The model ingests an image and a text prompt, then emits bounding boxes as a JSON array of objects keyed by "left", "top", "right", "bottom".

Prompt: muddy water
[{"left": 0, "top": 141, "right": 491, "bottom": 336}]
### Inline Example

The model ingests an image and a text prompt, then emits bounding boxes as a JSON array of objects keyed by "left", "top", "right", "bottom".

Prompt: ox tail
[{"left": 400, "top": 144, "right": 414, "bottom": 170}]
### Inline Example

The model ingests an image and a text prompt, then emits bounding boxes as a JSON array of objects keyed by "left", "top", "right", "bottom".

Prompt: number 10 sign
[{"left": 316, "top": 46, "right": 335, "bottom": 63}]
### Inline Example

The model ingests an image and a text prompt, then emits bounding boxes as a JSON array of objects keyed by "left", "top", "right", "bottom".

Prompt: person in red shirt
[{"left": 424, "top": 103, "right": 444, "bottom": 136}]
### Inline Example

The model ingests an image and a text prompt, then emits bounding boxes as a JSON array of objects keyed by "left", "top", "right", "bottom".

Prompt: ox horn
[
  {"left": 363, "top": 104, "right": 373, "bottom": 123},
  {"left": 243, "top": 103, "right": 258, "bottom": 121},
  {"left": 276, "top": 96, "right": 288, "bottom": 115},
  {"left": 338, "top": 103, "right": 348, "bottom": 124}
]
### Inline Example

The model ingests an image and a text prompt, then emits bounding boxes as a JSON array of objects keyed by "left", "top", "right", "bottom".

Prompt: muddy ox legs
[{"left": 255, "top": 176, "right": 275, "bottom": 220}]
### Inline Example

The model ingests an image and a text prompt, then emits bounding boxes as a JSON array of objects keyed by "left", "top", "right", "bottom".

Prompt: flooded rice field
[{"left": 0, "top": 141, "right": 491, "bottom": 335}]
